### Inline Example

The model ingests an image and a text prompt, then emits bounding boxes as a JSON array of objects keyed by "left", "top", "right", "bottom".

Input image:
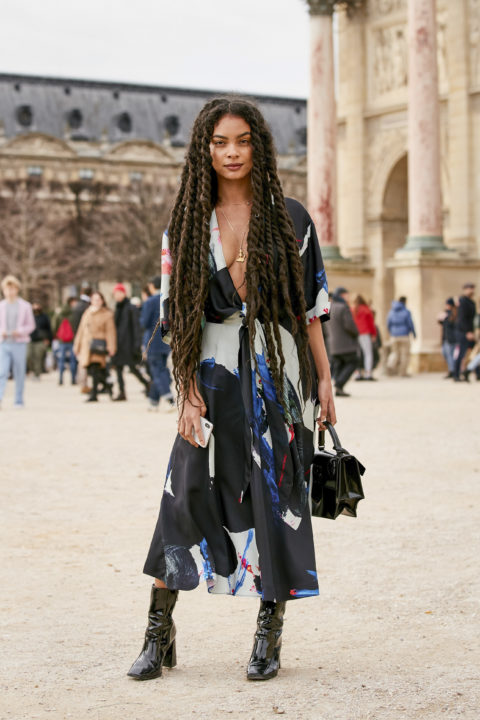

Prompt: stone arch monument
[{"left": 318, "top": 0, "right": 480, "bottom": 370}]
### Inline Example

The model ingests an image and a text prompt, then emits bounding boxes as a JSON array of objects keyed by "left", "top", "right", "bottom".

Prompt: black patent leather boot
[
  {"left": 247, "top": 600, "right": 286, "bottom": 681},
  {"left": 127, "top": 585, "right": 178, "bottom": 680}
]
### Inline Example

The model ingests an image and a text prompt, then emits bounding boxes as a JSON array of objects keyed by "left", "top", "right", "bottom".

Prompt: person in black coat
[
  {"left": 28, "top": 302, "right": 53, "bottom": 378},
  {"left": 453, "top": 283, "right": 476, "bottom": 382},
  {"left": 328, "top": 287, "right": 360, "bottom": 397},
  {"left": 438, "top": 297, "right": 456, "bottom": 378},
  {"left": 72, "top": 286, "right": 91, "bottom": 394},
  {"left": 111, "top": 284, "right": 149, "bottom": 401},
  {"left": 71, "top": 288, "right": 91, "bottom": 333}
]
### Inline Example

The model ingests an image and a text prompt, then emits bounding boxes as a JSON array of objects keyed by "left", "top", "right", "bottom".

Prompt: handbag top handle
[{"left": 314, "top": 405, "right": 348, "bottom": 454}]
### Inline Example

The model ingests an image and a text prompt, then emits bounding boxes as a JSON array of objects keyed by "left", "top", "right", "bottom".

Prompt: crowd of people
[
  {"left": 323, "top": 282, "right": 479, "bottom": 396},
  {"left": 438, "top": 282, "right": 479, "bottom": 382},
  {"left": 0, "top": 274, "right": 478, "bottom": 409},
  {"left": 0, "top": 274, "right": 175, "bottom": 410}
]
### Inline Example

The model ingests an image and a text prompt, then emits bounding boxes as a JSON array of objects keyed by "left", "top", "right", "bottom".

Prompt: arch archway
[{"left": 381, "top": 154, "right": 408, "bottom": 312}]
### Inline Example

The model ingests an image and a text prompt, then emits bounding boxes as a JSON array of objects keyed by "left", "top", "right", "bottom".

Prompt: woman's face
[
  {"left": 209, "top": 114, "right": 253, "bottom": 182},
  {"left": 91, "top": 292, "right": 103, "bottom": 310}
]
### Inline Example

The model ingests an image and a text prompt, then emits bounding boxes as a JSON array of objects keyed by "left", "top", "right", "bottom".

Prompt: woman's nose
[{"left": 226, "top": 144, "right": 239, "bottom": 158}]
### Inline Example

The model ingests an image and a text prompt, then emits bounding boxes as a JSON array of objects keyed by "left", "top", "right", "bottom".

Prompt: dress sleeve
[
  {"left": 297, "top": 214, "right": 330, "bottom": 325},
  {"left": 160, "top": 229, "right": 172, "bottom": 342}
]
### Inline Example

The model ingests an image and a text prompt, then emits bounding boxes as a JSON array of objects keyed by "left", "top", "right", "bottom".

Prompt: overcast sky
[{"left": 0, "top": 0, "right": 311, "bottom": 98}]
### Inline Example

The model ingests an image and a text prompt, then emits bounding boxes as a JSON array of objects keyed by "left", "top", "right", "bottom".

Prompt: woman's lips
[{"left": 225, "top": 164, "right": 242, "bottom": 170}]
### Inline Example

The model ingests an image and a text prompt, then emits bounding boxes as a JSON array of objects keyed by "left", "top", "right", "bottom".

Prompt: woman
[
  {"left": 352, "top": 295, "right": 377, "bottom": 381},
  {"left": 128, "top": 97, "right": 336, "bottom": 682},
  {"left": 73, "top": 291, "right": 116, "bottom": 402}
]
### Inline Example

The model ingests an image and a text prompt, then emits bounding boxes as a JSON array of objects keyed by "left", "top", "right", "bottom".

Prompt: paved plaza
[{"left": 1, "top": 371, "right": 479, "bottom": 720}]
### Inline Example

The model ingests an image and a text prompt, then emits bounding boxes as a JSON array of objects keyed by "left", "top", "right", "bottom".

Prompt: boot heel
[{"left": 163, "top": 640, "right": 177, "bottom": 669}]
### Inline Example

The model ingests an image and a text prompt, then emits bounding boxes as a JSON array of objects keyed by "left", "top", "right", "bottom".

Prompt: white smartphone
[{"left": 193, "top": 417, "right": 214, "bottom": 448}]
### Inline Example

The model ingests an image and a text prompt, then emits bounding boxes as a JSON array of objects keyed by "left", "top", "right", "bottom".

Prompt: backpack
[{"left": 56, "top": 317, "right": 74, "bottom": 343}]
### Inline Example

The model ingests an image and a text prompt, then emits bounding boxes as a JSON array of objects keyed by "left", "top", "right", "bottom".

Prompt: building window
[
  {"left": 113, "top": 91, "right": 120, "bottom": 100},
  {"left": 296, "top": 127, "right": 307, "bottom": 147},
  {"left": 117, "top": 112, "right": 132, "bottom": 133},
  {"left": 64, "top": 86, "right": 71, "bottom": 95},
  {"left": 16, "top": 105, "right": 33, "bottom": 127},
  {"left": 129, "top": 171, "right": 143, "bottom": 183},
  {"left": 164, "top": 114, "right": 180, "bottom": 136},
  {"left": 67, "top": 108, "right": 83, "bottom": 129},
  {"left": 161, "top": 94, "right": 168, "bottom": 103},
  {"left": 27, "top": 166, "right": 43, "bottom": 177},
  {"left": 14, "top": 83, "right": 21, "bottom": 92},
  {"left": 79, "top": 168, "right": 94, "bottom": 180}
]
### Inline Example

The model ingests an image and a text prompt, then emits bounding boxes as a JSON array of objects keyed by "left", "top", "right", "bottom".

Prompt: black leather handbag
[
  {"left": 89, "top": 338, "right": 108, "bottom": 355},
  {"left": 311, "top": 420, "right": 365, "bottom": 520}
]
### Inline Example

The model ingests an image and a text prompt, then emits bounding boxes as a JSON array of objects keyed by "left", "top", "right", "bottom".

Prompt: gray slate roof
[{"left": 0, "top": 74, "right": 307, "bottom": 156}]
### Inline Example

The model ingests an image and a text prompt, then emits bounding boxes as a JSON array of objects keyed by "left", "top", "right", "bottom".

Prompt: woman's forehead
[{"left": 212, "top": 114, "right": 251, "bottom": 138}]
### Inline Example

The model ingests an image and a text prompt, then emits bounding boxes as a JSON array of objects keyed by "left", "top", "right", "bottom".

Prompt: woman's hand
[
  {"left": 178, "top": 383, "right": 207, "bottom": 448},
  {"left": 317, "top": 378, "right": 337, "bottom": 430},
  {"left": 306, "top": 318, "right": 337, "bottom": 430}
]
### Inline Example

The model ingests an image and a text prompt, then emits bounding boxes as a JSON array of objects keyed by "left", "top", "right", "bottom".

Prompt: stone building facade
[
  {"left": 0, "top": 73, "right": 307, "bottom": 203},
  {"left": 0, "top": 73, "right": 308, "bottom": 303}
]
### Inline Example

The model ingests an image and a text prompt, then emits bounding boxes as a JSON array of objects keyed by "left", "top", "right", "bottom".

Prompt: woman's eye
[{"left": 214, "top": 141, "right": 224, "bottom": 146}]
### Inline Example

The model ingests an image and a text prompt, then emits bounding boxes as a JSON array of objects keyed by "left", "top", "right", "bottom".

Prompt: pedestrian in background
[
  {"left": 386, "top": 296, "right": 416, "bottom": 377},
  {"left": 372, "top": 310, "right": 382, "bottom": 372},
  {"left": 438, "top": 298, "right": 456, "bottom": 379},
  {"left": 0, "top": 275, "right": 35, "bottom": 408},
  {"left": 111, "top": 283, "right": 149, "bottom": 401},
  {"left": 54, "top": 296, "right": 78, "bottom": 385},
  {"left": 328, "top": 287, "right": 359, "bottom": 397},
  {"left": 72, "top": 285, "right": 91, "bottom": 395},
  {"left": 73, "top": 291, "right": 116, "bottom": 403},
  {"left": 140, "top": 276, "right": 175, "bottom": 411},
  {"left": 28, "top": 302, "right": 53, "bottom": 380},
  {"left": 352, "top": 295, "right": 377, "bottom": 381},
  {"left": 452, "top": 283, "right": 476, "bottom": 383}
]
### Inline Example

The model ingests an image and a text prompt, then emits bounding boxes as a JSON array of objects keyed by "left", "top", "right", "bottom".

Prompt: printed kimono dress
[{"left": 143, "top": 198, "right": 330, "bottom": 603}]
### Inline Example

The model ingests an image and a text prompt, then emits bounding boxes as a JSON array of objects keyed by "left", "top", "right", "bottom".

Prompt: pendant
[{"left": 236, "top": 248, "right": 246, "bottom": 263}]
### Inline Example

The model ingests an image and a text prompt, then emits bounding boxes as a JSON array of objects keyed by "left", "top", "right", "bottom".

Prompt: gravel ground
[{"left": 1, "top": 371, "right": 479, "bottom": 720}]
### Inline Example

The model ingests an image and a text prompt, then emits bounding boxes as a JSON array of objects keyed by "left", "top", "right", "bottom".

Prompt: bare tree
[
  {"left": 94, "top": 180, "right": 175, "bottom": 285},
  {"left": 0, "top": 180, "right": 67, "bottom": 301},
  {"left": 0, "top": 177, "right": 175, "bottom": 304}
]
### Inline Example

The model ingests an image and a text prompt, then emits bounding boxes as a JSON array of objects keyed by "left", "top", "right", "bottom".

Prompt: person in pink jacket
[{"left": 0, "top": 275, "right": 36, "bottom": 408}]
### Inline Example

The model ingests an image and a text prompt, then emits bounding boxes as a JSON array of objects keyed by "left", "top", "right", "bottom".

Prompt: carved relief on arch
[
  {"left": 371, "top": 23, "right": 408, "bottom": 98},
  {"left": 368, "top": 0, "right": 406, "bottom": 19},
  {"left": 369, "top": 17, "right": 448, "bottom": 100},
  {"left": 0, "top": 133, "right": 76, "bottom": 158},
  {"left": 366, "top": 123, "right": 407, "bottom": 219}
]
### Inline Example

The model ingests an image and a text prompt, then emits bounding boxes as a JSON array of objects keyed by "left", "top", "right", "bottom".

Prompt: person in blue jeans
[
  {"left": 55, "top": 297, "right": 78, "bottom": 385},
  {"left": 0, "top": 275, "right": 36, "bottom": 408},
  {"left": 140, "top": 276, "right": 175, "bottom": 411}
]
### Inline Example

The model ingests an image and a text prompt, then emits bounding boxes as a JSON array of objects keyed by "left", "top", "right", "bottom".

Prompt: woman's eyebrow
[{"left": 211, "top": 132, "right": 251, "bottom": 139}]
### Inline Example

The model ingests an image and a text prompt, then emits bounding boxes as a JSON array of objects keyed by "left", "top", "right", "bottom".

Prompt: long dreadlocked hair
[{"left": 168, "top": 96, "right": 311, "bottom": 410}]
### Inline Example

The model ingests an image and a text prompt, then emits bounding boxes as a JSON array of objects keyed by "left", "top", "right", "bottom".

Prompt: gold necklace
[{"left": 217, "top": 206, "right": 249, "bottom": 263}]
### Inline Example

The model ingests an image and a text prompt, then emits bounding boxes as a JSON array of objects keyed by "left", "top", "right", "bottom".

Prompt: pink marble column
[
  {"left": 405, "top": 0, "right": 446, "bottom": 250},
  {"left": 306, "top": 1, "right": 342, "bottom": 259}
]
